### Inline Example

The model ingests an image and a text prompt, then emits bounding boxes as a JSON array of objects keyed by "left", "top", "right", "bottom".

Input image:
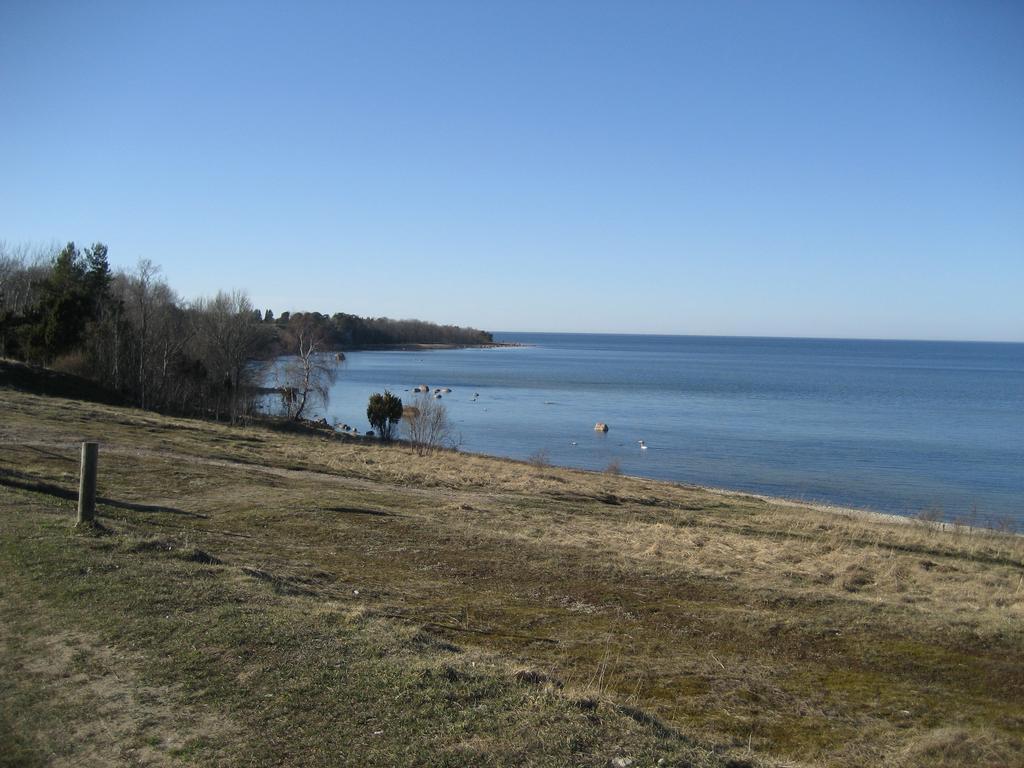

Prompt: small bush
[
  {"left": 916, "top": 506, "right": 944, "bottom": 524},
  {"left": 367, "top": 390, "right": 403, "bottom": 442},
  {"left": 528, "top": 449, "right": 550, "bottom": 468},
  {"left": 403, "top": 393, "right": 455, "bottom": 455}
]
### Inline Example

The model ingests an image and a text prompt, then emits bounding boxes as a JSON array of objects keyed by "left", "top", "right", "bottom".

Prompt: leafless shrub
[
  {"left": 528, "top": 449, "right": 550, "bottom": 468},
  {"left": 403, "top": 393, "right": 455, "bottom": 455},
  {"left": 916, "top": 506, "right": 944, "bottom": 525},
  {"left": 992, "top": 516, "right": 1017, "bottom": 535},
  {"left": 604, "top": 459, "right": 622, "bottom": 476}
]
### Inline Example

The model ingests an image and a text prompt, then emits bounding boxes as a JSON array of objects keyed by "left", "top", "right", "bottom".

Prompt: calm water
[{"left": 272, "top": 334, "right": 1024, "bottom": 525}]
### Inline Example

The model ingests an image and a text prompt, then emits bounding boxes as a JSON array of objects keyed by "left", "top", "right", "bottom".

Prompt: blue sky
[{"left": 1, "top": 1, "right": 1022, "bottom": 341}]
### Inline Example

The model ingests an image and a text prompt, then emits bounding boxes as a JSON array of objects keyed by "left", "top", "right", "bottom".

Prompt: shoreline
[
  {"left": 694, "top": 482, "right": 998, "bottom": 533},
  {"left": 320, "top": 427, "right": 1019, "bottom": 536},
  {"left": 6, "top": 355, "right": 1013, "bottom": 536},
  {"left": 276, "top": 338, "right": 1022, "bottom": 528},
  {"left": 535, "top": 455, "right": 1019, "bottom": 534},
  {"left": 341, "top": 341, "right": 527, "bottom": 351},
  {"left": 265, "top": 405, "right": 1019, "bottom": 535}
]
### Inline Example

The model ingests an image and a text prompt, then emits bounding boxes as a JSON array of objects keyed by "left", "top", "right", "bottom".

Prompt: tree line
[
  {"left": 0, "top": 241, "right": 493, "bottom": 423},
  {"left": 270, "top": 311, "right": 493, "bottom": 348}
]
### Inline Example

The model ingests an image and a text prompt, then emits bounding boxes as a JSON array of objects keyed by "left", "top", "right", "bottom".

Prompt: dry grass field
[{"left": 1, "top": 381, "right": 1022, "bottom": 767}]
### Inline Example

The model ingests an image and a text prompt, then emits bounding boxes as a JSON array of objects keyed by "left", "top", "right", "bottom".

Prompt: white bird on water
[{"left": 638, "top": 440, "right": 648, "bottom": 450}]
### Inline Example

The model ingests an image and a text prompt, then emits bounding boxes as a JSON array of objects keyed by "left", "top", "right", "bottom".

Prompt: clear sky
[{"left": 1, "top": 1, "right": 1022, "bottom": 341}]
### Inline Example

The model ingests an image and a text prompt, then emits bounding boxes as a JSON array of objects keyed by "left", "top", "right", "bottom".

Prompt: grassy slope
[
  {"left": 0, "top": 359, "right": 124, "bottom": 405},
  {"left": 1, "top": 386, "right": 1022, "bottom": 767}
]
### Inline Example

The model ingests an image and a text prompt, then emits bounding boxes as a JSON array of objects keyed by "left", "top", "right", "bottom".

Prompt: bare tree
[
  {"left": 150, "top": 285, "right": 192, "bottom": 409},
  {"left": 124, "top": 259, "right": 160, "bottom": 409},
  {"left": 92, "top": 262, "right": 185, "bottom": 409},
  {"left": 86, "top": 272, "right": 126, "bottom": 391},
  {"left": 190, "top": 290, "right": 271, "bottom": 422},
  {"left": 0, "top": 242, "right": 55, "bottom": 357},
  {"left": 278, "top": 313, "right": 337, "bottom": 420},
  {"left": 403, "top": 393, "right": 456, "bottom": 455}
]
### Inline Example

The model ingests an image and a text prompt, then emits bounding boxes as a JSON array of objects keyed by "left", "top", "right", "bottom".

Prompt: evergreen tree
[
  {"left": 35, "top": 242, "right": 89, "bottom": 358},
  {"left": 83, "top": 242, "right": 111, "bottom": 315},
  {"left": 366, "top": 390, "right": 403, "bottom": 442}
]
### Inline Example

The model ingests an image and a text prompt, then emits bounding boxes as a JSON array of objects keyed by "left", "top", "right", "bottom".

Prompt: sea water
[{"left": 274, "top": 334, "right": 1024, "bottom": 526}]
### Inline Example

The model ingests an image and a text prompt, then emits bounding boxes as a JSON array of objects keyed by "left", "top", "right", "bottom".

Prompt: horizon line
[{"left": 492, "top": 330, "right": 1024, "bottom": 345}]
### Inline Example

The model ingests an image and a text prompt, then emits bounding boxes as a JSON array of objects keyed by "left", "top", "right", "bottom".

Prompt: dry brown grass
[
  {"left": 896, "top": 726, "right": 1024, "bottom": 768},
  {"left": 1, "top": 387, "right": 1022, "bottom": 767}
]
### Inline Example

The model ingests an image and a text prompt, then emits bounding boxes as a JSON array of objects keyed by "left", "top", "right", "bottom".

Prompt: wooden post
[{"left": 77, "top": 442, "right": 99, "bottom": 524}]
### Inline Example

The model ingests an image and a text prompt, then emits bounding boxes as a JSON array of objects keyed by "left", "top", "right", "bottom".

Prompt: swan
[{"left": 638, "top": 440, "right": 648, "bottom": 450}]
